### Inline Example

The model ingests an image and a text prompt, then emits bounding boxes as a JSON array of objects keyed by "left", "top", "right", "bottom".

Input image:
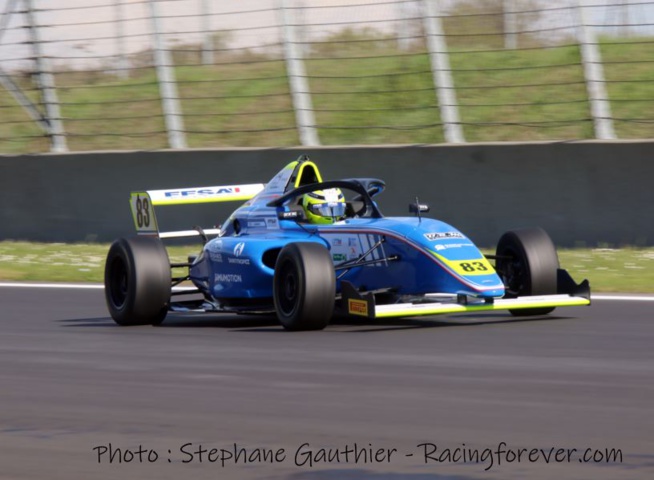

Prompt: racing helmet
[{"left": 301, "top": 188, "right": 346, "bottom": 224}]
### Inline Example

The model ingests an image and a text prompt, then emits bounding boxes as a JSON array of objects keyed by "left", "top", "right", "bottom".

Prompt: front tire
[
  {"left": 495, "top": 227, "right": 559, "bottom": 316},
  {"left": 104, "top": 236, "right": 171, "bottom": 326},
  {"left": 273, "top": 242, "right": 336, "bottom": 331}
]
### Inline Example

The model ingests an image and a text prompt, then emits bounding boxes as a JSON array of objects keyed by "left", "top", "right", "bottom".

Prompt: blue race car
[{"left": 104, "top": 156, "right": 590, "bottom": 330}]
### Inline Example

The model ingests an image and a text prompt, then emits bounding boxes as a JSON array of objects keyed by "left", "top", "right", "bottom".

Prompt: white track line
[
  {"left": 0, "top": 282, "right": 104, "bottom": 289},
  {"left": 0, "top": 282, "right": 653, "bottom": 301},
  {"left": 0, "top": 282, "right": 197, "bottom": 291},
  {"left": 0, "top": 282, "right": 195, "bottom": 291},
  {"left": 592, "top": 295, "right": 654, "bottom": 302}
]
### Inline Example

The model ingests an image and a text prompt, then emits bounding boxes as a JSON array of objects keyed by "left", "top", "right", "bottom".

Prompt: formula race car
[{"left": 104, "top": 156, "right": 590, "bottom": 330}]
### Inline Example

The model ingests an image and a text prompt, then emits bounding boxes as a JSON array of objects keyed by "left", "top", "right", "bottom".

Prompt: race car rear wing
[{"left": 129, "top": 183, "right": 265, "bottom": 238}]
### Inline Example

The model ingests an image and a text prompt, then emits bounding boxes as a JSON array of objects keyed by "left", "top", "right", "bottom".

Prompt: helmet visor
[{"left": 308, "top": 202, "right": 346, "bottom": 219}]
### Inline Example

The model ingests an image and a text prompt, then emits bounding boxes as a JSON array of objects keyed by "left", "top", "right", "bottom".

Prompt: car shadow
[
  {"left": 56, "top": 314, "right": 279, "bottom": 329},
  {"left": 324, "top": 313, "right": 574, "bottom": 333},
  {"left": 57, "top": 317, "right": 117, "bottom": 327},
  {"left": 57, "top": 313, "right": 574, "bottom": 332}
]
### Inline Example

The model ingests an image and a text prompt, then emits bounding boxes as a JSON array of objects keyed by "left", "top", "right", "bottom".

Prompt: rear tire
[
  {"left": 104, "top": 236, "right": 171, "bottom": 326},
  {"left": 495, "top": 227, "right": 559, "bottom": 316},
  {"left": 273, "top": 242, "right": 335, "bottom": 331}
]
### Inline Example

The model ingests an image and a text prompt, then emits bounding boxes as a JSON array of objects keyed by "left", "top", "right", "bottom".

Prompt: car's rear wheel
[
  {"left": 273, "top": 242, "right": 335, "bottom": 331},
  {"left": 104, "top": 236, "right": 171, "bottom": 326},
  {"left": 495, "top": 227, "right": 559, "bottom": 316}
]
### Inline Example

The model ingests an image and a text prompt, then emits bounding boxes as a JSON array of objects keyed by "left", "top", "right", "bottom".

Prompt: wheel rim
[
  {"left": 108, "top": 257, "right": 129, "bottom": 308},
  {"left": 498, "top": 246, "right": 527, "bottom": 297},
  {"left": 277, "top": 258, "right": 299, "bottom": 316}
]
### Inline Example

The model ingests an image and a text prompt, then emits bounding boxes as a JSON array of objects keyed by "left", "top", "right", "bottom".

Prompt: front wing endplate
[{"left": 340, "top": 277, "right": 591, "bottom": 319}]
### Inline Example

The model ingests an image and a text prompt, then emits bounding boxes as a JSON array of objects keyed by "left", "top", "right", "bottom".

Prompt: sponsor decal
[
  {"left": 348, "top": 299, "right": 369, "bottom": 317},
  {"left": 209, "top": 252, "right": 223, "bottom": 262},
  {"left": 214, "top": 273, "right": 242, "bottom": 283},
  {"left": 424, "top": 232, "right": 465, "bottom": 241},
  {"left": 332, "top": 238, "right": 343, "bottom": 247},
  {"left": 348, "top": 238, "right": 358, "bottom": 247},
  {"left": 265, "top": 217, "right": 279, "bottom": 229},
  {"left": 228, "top": 257, "right": 250, "bottom": 265},
  {"left": 449, "top": 259, "right": 494, "bottom": 276},
  {"left": 279, "top": 211, "right": 302, "bottom": 220},
  {"left": 207, "top": 239, "right": 223, "bottom": 252},
  {"left": 332, "top": 253, "right": 347, "bottom": 262},
  {"left": 433, "top": 243, "right": 474, "bottom": 251},
  {"left": 164, "top": 187, "right": 241, "bottom": 198},
  {"left": 233, "top": 242, "right": 245, "bottom": 257},
  {"left": 247, "top": 220, "right": 266, "bottom": 228}
]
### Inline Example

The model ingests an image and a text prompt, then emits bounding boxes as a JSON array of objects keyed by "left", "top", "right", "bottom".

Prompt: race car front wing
[{"left": 340, "top": 269, "right": 590, "bottom": 319}]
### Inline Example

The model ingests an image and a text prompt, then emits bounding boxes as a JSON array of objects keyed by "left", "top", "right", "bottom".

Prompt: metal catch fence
[{"left": 0, "top": 0, "right": 652, "bottom": 153}]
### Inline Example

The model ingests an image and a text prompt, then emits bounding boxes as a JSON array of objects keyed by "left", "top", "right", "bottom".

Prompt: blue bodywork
[{"left": 189, "top": 158, "right": 505, "bottom": 306}]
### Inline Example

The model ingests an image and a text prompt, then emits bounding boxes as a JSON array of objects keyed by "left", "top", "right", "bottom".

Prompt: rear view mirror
[{"left": 409, "top": 202, "right": 430, "bottom": 214}]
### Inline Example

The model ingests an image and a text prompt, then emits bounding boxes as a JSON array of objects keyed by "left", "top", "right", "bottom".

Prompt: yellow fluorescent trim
[
  {"left": 151, "top": 194, "right": 257, "bottom": 206},
  {"left": 374, "top": 296, "right": 590, "bottom": 318},
  {"left": 284, "top": 161, "right": 299, "bottom": 170},
  {"left": 293, "top": 161, "right": 323, "bottom": 187},
  {"left": 430, "top": 251, "right": 496, "bottom": 276}
]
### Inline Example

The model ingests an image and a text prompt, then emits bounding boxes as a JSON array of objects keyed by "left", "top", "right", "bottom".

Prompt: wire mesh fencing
[{"left": 0, "top": 0, "right": 652, "bottom": 153}]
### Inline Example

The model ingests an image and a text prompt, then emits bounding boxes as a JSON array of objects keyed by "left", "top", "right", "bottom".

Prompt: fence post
[
  {"left": 200, "top": 0, "right": 213, "bottom": 65},
  {"left": 114, "top": 0, "right": 128, "bottom": 79},
  {"left": 148, "top": 0, "right": 187, "bottom": 149},
  {"left": 397, "top": 0, "right": 411, "bottom": 50},
  {"left": 503, "top": 0, "right": 517, "bottom": 49},
  {"left": 422, "top": 0, "right": 465, "bottom": 143},
  {"left": 280, "top": 0, "right": 320, "bottom": 146},
  {"left": 25, "top": 0, "right": 67, "bottom": 152},
  {"left": 0, "top": 0, "right": 20, "bottom": 44},
  {"left": 577, "top": 0, "right": 616, "bottom": 139}
]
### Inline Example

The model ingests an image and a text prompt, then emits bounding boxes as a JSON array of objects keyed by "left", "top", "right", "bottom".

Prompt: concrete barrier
[{"left": 1, "top": 141, "right": 652, "bottom": 246}]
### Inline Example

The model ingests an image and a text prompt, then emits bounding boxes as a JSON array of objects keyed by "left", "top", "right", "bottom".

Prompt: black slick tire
[
  {"left": 104, "top": 236, "right": 171, "bottom": 326},
  {"left": 273, "top": 242, "right": 335, "bottom": 331},
  {"left": 495, "top": 227, "right": 559, "bottom": 316}
]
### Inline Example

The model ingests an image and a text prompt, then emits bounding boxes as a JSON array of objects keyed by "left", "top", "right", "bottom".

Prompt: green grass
[
  {"left": 1, "top": 37, "right": 652, "bottom": 154},
  {"left": 0, "top": 241, "right": 652, "bottom": 293},
  {"left": 0, "top": 242, "right": 191, "bottom": 283}
]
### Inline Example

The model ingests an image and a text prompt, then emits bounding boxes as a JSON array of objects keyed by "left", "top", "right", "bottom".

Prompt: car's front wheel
[
  {"left": 273, "top": 242, "right": 335, "bottom": 331},
  {"left": 495, "top": 227, "right": 559, "bottom": 316},
  {"left": 104, "top": 236, "right": 171, "bottom": 326}
]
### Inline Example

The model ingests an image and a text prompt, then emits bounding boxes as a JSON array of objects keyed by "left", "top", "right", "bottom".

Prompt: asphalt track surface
[{"left": 0, "top": 285, "right": 652, "bottom": 480}]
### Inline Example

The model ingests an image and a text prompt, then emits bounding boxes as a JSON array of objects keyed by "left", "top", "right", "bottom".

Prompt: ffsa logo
[
  {"left": 233, "top": 242, "right": 245, "bottom": 257},
  {"left": 164, "top": 187, "right": 241, "bottom": 198}
]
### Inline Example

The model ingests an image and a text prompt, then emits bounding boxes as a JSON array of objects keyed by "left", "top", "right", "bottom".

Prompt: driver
[{"left": 301, "top": 188, "right": 346, "bottom": 224}]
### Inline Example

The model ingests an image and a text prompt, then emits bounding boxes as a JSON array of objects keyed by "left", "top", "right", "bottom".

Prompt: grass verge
[
  {"left": 1, "top": 37, "right": 652, "bottom": 153},
  {"left": 0, "top": 242, "right": 652, "bottom": 293}
]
